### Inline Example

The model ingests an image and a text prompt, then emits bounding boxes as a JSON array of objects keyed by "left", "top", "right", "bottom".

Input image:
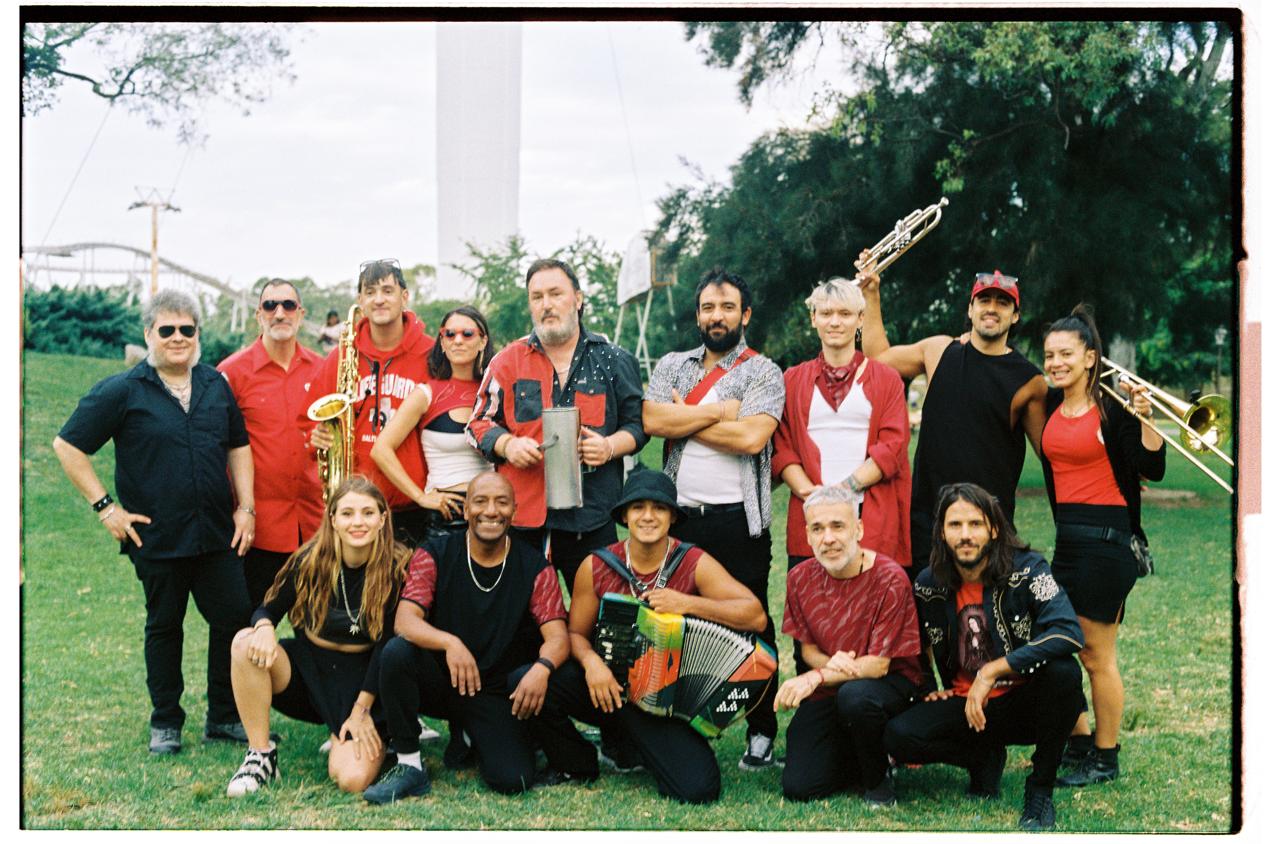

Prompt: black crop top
[{"left": 425, "top": 413, "right": 467, "bottom": 434}]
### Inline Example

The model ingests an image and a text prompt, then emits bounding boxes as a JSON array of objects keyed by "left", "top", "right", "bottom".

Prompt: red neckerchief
[{"left": 816, "top": 352, "right": 864, "bottom": 412}]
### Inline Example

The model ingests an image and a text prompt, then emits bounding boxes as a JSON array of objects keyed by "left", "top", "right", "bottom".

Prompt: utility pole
[{"left": 128, "top": 188, "right": 180, "bottom": 297}]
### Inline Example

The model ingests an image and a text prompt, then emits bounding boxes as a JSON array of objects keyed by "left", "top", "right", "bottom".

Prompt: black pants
[
  {"left": 526, "top": 661, "right": 720, "bottom": 804},
  {"left": 782, "top": 674, "right": 918, "bottom": 801},
  {"left": 670, "top": 508, "right": 777, "bottom": 740},
  {"left": 378, "top": 636, "right": 538, "bottom": 794},
  {"left": 883, "top": 656, "right": 1084, "bottom": 789},
  {"left": 130, "top": 550, "right": 251, "bottom": 729},
  {"left": 242, "top": 547, "right": 291, "bottom": 610},
  {"left": 512, "top": 522, "right": 619, "bottom": 589},
  {"left": 391, "top": 506, "right": 432, "bottom": 549}
]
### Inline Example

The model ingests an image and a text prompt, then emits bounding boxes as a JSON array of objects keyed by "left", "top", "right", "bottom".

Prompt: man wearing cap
[
  {"left": 523, "top": 468, "right": 766, "bottom": 803},
  {"left": 858, "top": 263, "right": 1047, "bottom": 581}
]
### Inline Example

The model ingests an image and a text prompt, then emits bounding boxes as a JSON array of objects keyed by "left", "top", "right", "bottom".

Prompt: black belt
[
  {"left": 1056, "top": 523, "right": 1132, "bottom": 547},
  {"left": 679, "top": 502, "right": 745, "bottom": 518}
]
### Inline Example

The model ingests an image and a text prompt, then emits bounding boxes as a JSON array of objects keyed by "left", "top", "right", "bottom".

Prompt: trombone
[
  {"left": 1097, "top": 356, "right": 1234, "bottom": 494},
  {"left": 856, "top": 197, "right": 949, "bottom": 276}
]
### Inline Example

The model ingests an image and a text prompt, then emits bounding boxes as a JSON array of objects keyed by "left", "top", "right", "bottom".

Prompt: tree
[
  {"left": 24, "top": 285, "right": 142, "bottom": 359},
  {"left": 22, "top": 21, "right": 297, "bottom": 143}
]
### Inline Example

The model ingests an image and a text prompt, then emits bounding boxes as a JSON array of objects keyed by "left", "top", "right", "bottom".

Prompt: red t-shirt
[
  {"left": 1042, "top": 406, "right": 1126, "bottom": 506},
  {"left": 218, "top": 338, "right": 324, "bottom": 552},
  {"left": 401, "top": 547, "right": 567, "bottom": 625},
  {"left": 590, "top": 540, "right": 705, "bottom": 599},
  {"left": 951, "top": 580, "right": 1022, "bottom": 698},
  {"left": 782, "top": 553, "right": 923, "bottom": 697}
]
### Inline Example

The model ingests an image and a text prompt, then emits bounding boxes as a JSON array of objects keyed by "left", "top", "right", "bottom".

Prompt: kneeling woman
[{"left": 225, "top": 476, "right": 411, "bottom": 796}]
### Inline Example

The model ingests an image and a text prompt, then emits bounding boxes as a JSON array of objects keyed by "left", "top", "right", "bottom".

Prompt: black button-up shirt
[{"left": 58, "top": 361, "right": 250, "bottom": 561}]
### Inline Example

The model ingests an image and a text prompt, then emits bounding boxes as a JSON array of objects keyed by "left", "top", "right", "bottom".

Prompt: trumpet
[
  {"left": 308, "top": 303, "right": 362, "bottom": 503},
  {"left": 1097, "top": 356, "right": 1234, "bottom": 494},
  {"left": 856, "top": 197, "right": 950, "bottom": 277}
]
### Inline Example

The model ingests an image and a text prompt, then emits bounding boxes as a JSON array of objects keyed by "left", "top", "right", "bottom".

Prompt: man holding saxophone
[{"left": 306, "top": 259, "right": 436, "bottom": 546}]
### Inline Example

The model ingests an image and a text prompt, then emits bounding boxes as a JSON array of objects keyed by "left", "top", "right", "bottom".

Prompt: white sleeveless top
[
  {"left": 808, "top": 382, "right": 871, "bottom": 501},
  {"left": 675, "top": 385, "right": 744, "bottom": 506},
  {"left": 416, "top": 383, "right": 489, "bottom": 488}
]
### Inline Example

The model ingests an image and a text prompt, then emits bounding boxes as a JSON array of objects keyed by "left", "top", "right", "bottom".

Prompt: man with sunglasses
[
  {"left": 54, "top": 289, "right": 256, "bottom": 755},
  {"left": 858, "top": 266, "right": 1047, "bottom": 582},
  {"left": 306, "top": 259, "right": 436, "bottom": 546},
  {"left": 218, "top": 279, "right": 325, "bottom": 606}
]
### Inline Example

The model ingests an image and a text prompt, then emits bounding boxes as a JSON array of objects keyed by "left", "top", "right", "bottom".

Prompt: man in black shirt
[
  {"left": 53, "top": 289, "right": 255, "bottom": 755},
  {"left": 859, "top": 264, "right": 1047, "bottom": 580}
]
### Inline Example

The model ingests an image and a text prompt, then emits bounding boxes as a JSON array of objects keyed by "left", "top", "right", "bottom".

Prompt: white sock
[{"left": 398, "top": 751, "right": 422, "bottom": 770}]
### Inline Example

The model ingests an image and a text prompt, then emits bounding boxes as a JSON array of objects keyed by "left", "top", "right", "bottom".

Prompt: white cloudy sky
[{"left": 22, "top": 20, "right": 850, "bottom": 293}]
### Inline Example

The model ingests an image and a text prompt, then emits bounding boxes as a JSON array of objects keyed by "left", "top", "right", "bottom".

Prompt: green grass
[{"left": 21, "top": 351, "right": 1236, "bottom": 830}]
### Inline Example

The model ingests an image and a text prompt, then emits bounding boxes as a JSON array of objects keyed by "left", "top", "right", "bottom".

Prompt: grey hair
[
  {"left": 802, "top": 483, "right": 858, "bottom": 514},
  {"left": 143, "top": 289, "right": 201, "bottom": 328},
  {"left": 804, "top": 277, "right": 866, "bottom": 314}
]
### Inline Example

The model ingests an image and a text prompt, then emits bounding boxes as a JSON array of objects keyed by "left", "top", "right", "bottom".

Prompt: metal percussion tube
[{"left": 541, "top": 407, "right": 584, "bottom": 509}]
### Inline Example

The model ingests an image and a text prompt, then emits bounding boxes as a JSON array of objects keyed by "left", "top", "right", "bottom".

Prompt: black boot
[
  {"left": 1057, "top": 744, "right": 1120, "bottom": 787},
  {"left": 1054, "top": 734, "right": 1094, "bottom": 785}
]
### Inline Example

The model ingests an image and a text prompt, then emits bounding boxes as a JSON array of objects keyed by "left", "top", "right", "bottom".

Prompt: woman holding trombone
[{"left": 1039, "top": 304, "right": 1165, "bottom": 787}]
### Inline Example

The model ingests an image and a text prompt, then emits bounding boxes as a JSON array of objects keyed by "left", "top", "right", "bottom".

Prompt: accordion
[{"left": 593, "top": 592, "right": 778, "bottom": 738}]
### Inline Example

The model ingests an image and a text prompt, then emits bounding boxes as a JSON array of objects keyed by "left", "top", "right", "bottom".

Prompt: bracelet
[
  {"left": 238, "top": 506, "right": 256, "bottom": 516},
  {"left": 718, "top": 401, "right": 725, "bottom": 422},
  {"left": 98, "top": 505, "right": 116, "bottom": 522},
  {"left": 92, "top": 494, "right": 114, "bottom": 512},
  {"left": 605, "top": 438, "right": 616, "bottom": 462},
  {"left": 536, "top": 657, "right": 556, "bottom": 673},
  {"left": 253, "top": 619, "right": 274, "bottom": 630},
  {"left": 809, "top": 668, "right": 825, "bottom": 686}
]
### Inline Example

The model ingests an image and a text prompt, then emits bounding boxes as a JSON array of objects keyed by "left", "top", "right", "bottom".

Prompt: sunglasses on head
[
  {"left": 157, "top": 324, "right": 197, "bottom": 339},
  {"left": 360, "top": 258, "right": 401, "bottom": 270},
  {"left": 260, "top": 299, "right": 299, "bottom": 313},
  {"left": 443, "top": 328, "right": 479, "bottom": 339},
  {"left": 974, "top": 271, "right": 1019, "bottom": 289}
]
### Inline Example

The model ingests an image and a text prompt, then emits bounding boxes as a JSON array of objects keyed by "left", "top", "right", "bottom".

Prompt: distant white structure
[{"left": 435, "top": 23, "right": 522, "bottom": 301}]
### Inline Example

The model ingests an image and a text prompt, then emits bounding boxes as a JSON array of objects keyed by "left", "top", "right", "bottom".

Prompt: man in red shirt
[
  {"left": 308, "top": 260, "right": 436, "bottom": 545},
  {"left": 775, "top": 484, "right": 921, "bottom": 807},
  {"left": 219, "top": 279, "right": 324, "bottom": 606}
]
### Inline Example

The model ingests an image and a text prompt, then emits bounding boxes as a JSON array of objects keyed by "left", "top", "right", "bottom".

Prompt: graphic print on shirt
[{"left": 958, "top": 601, "right": 995, "bottom": 677}]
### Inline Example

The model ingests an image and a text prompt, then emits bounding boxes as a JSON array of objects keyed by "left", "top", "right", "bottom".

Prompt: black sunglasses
[
  {"left": 156, "top": 324, "right": 197, "bottom": 338},
  {"left": 443, "top": 328, "right": 479, "bottom": 339},
  {"left": 260, "top": 299, "right": 299, "bottom": 313}
]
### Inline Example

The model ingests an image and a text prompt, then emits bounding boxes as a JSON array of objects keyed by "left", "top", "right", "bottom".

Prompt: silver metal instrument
[{"left": 542, "top": 407, "right": 584, "bottom": 509}]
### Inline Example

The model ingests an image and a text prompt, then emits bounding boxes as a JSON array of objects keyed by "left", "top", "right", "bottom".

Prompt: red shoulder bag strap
[{"left": 663, "top": 349, "right": 758, "bottom": 462}]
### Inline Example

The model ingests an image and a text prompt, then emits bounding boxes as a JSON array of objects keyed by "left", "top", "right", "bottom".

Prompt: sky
[{"left": 22, "top": 19, "right": 851, "bottom": 295}]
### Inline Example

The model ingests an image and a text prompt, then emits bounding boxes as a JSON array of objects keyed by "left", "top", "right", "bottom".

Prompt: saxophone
[{"left": 307, "top": 304, "right": 362, "bottom": 503}]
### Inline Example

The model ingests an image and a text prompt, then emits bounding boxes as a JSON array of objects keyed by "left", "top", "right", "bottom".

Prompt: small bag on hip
[{"left": 1130, "top": 534, "right": 1155, "bottom": 578}]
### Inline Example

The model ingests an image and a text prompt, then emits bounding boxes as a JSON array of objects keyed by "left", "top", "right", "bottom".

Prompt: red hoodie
[{"left": 303, "top": 310, "right": 435, "bottom": 511}]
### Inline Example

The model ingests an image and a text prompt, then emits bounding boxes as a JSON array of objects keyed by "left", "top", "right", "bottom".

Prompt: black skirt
[
  {"left": 1051, "top": 504, "right": 1138, "bottom": 624},
  {"left": 273, "top": 636, "right": 385, "bottom": 737}
]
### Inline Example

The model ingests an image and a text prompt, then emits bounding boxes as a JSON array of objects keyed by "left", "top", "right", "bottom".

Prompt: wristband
[
  {"left": 98, "top": 505, "right": 116, "bottom": 522},
  {"left": 92, "top": 494, "right": 114, "bottom": 513},
  {"left": 253, "top": 619, "right": 274, "bottom": 630},
  {"left": 536, "top": 657, "right": 556, "bottom": 673}
]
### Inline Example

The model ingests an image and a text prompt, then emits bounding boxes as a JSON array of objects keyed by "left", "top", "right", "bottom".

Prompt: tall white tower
[{"left": 435, "top": 22, "right": 522, "bottom": 301}]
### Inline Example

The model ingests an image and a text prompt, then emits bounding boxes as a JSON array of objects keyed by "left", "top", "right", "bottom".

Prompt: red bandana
[{"left": 816, "top": 352, "right": 864, "bottom": 412}]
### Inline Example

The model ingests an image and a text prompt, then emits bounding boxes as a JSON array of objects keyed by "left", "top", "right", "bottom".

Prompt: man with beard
[
  {"left": 858, "top": 266, "right": 1047, "bottom": 582},
  {"left": 642, "top": 268, "right": 786, "bottom": 771},
  {"left": 307, "top": 259, "right": 436, "bottom": 546},
  {"left": 883, "top": 482, "right": 1084, "bottom": 831},
  {"left": 467, "top": 258, "right": 647, "bottom": 586},
  {"left": 775, "top": 484, "right": 921, "bottom": 806},
  {"left": 53, "top": 289, "right": 255, "bottom": 754},
  {"left": 219, "top": 279, "right": 324, "bottom": 606}
]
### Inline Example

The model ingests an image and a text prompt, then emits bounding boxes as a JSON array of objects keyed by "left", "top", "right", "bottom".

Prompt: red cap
[{"left": 970, "top": 270, "right": 1020, "bottom": 307}]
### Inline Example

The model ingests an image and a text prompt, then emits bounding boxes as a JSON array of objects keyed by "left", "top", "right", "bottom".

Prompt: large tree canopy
[
  {"left": 23, "top": 22, "right": 297, "bottom": 143},
  {"left": 661, "top": 20, "right": 1235, "bottom": 389}
]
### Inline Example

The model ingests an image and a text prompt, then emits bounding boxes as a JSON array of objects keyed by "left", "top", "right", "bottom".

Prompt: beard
[
  {"left": 949, "top": 538, "right": 993, "bottom": 570},
  {"left": 534, "top": 312, "right": 578, "bottom": 347},
  {"left": 699, "top": 322, "right": 743, "bottom": 353}
]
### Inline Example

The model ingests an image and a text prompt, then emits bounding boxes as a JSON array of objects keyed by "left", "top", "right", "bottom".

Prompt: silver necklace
[
  {"left": 466, "top": 534, "right": 509, "bottom": 593},
  {"left": 337, "top": 564, "right": 362, "bottom": 635},
  {"left": 625, "top": 537, "right": 673, "bottom": 597}
]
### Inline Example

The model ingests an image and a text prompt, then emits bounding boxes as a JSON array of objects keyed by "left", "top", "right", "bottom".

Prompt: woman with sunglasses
[
  {"left": 1039, "top": 304, "right": 1165, "bottom": 788},
  {"left": 372, "top": 306, "right": 495, "bottom": 540},
  {"left": 225, "top": 475, "right": 412, "bottom": 796}
]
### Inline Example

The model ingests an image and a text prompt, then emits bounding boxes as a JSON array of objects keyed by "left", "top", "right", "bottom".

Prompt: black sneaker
[
  {"left": 204, "top": 721, "right": 250, "bottom": 743},
  {"left": 363, "top": 763, "right": 432, "bottom": 805},
  {"left": 1019, "top": 782, "right": 1056, "bottom": 831},
  {"left": 863, "top": 772, "right": 896, "bottom": 808},
  {"left": 599, "top": 736, "right": 644, "bottom": 773},
  {"left": 1056, "top": 745, "right": 1120, "bottom": 787},
  {"left": 226, "top": 746, "right": 279, "bottom": 797},
  {"left": 149, "top": 726, "right": 182, "bottom": 755},
  {"left": 966, "top": 744, "right": 1007, "bottom": 799},
  {"left": 443, "top": 728, "right": 475, "bottom": 770},
  {"left": 531, "top": 767, "right": 597, "bottom": 789},
  {"left": 739, "top": 732, "right": 779, "bottom": 771}
]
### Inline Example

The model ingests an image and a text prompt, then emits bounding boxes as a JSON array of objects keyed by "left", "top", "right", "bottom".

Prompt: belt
[
  {"left": 679, "top": 502, "right": 745, "bottom": 518},
  {"left": 1056, "top": 523, "right": 1132, "bottom": 547}
]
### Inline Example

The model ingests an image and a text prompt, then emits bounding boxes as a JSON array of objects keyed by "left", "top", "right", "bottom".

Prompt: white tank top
[
  {"left": 808, "top": 382, "right": 871, "bottom": 498},
  {"left": 415, "top": 383, "right": 489, "bottom": 488},
  {"left": 675, "top": 385, "right": 744, "bottom": 506}
]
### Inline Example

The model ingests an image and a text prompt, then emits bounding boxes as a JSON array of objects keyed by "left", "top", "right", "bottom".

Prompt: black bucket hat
[{"left": 610, "top": 467, "right": 686, "bottom": 527}]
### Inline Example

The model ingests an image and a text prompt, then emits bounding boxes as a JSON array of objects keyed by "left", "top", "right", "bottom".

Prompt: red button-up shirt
[{"left": 218, "top": 338, "right": 325, "bottom": 553}]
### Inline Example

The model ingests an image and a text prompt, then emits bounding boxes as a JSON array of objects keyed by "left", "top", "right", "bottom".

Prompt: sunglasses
[
  {"left": 974, "top": 272, "right": 1019, "bottom": 289},
  {"left": 260, "top": 299, "right": 299, "bottom": 313},
  {"left": 360, "top": 258, "right": 401, "bottom": 270},
  {"left": 156, "top": 324, "right": 197, "bottom": 338},
  {"left": 443, "top": 328, "right": 480, "bottom": 339}
]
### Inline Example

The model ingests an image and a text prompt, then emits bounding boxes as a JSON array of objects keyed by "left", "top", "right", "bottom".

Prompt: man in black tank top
[{"left": 858, "top": 266, "right": 1047, "bottom": 580}]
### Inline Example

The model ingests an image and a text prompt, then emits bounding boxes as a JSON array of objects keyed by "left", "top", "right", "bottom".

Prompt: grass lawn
[{"left": 20, "top": 351, "right": 1237, "bottom": 830}]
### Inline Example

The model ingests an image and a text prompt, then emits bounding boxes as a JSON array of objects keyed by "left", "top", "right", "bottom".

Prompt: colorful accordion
[{"left": 593, "top": 592, "right": 778, "bottom": 737}]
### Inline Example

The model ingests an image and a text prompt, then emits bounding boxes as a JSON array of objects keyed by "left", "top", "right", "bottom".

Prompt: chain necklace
[
  {"left": 625, "top": 537, "right": 674, "bottom": 597},
  {"left": 159, "top": 373, "right": 193, "bottom": 412},
  {"left": 466, "top": 534, "right": 510, "bottom": 593},
  {"left": 337, "top": 564, "right": 362, "bottom": 635}
]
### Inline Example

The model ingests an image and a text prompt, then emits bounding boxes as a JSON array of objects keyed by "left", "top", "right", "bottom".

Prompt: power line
[
  {"left": 607, "top": 28, "right": 646, "bottom": 228},
  {"left": 38, "top": 101, "right": 114, "bottom": 249}
]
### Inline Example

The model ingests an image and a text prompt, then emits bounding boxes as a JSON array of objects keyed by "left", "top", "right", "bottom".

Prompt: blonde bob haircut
[{"left": 804, "top": 277, "right": 866, "bottom": 315}]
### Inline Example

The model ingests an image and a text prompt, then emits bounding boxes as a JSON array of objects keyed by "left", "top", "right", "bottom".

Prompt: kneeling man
[
  {"left": 527, "top": 467, "right": 766, "bottom": 804},
  {"left": 775, "top": 484, "right": 922, "bottom": 806},
  {"left": 363, "top": 472, "right": 570, "bottom": 802},
  {"left": 883, "top": 482, "right": 1084, "bottom": 831}
]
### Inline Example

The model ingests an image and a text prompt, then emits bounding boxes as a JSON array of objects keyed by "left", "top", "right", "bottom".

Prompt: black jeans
[
  {"left": 883, "top": 656, "right": 1084, "bottom": 789},
  {"left": 782, "top": 674, "right": 918, "bottom": 801},
  {"left": 526, "top": 660, "right": 721, "bottom": 804},
  {"left": 130, "top": 550, "right": 251, "bottom": 729},
  {"left": 670, "top": 508, "right": 778, "bottom": 740},
  {"left": 377, "top": 636, "right": 539, "bottom": 794},
  {"left": 242, "top": 547, "right": 291, "bottom": 610}
]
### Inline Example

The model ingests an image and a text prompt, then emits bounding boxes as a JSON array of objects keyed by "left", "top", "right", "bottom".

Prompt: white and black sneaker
[
  {"left": 226, "top": 745, "right": 279, "bottom": 797},
  {"left": 739, "top": 733, "right": 780, "bottom": 771}
]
